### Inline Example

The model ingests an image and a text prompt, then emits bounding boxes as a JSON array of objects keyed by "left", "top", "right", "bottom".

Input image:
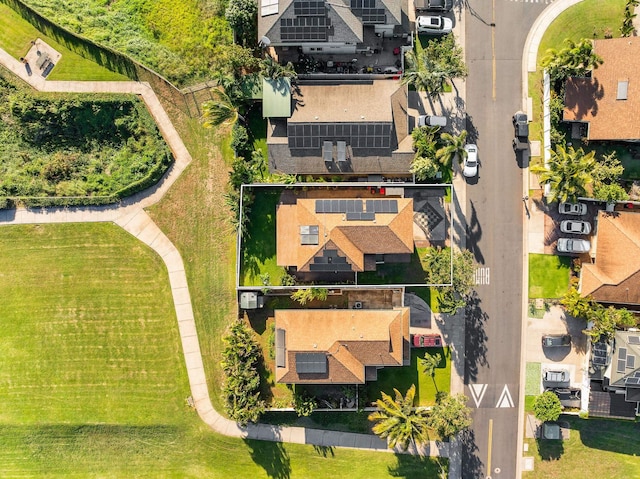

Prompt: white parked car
[
  {"left": 557, "top": 238, "right": 591, "bottom": 253},
  {"left": 560, "top": 220, "right": 591, "bottom": 235},
  {"left": 462, "top": 144, "right": 478, "bottom": 178},
  {"left": 416, "top": 15, "right": 453, "bottom": 35},
  {"left": 558, "top": 202, "right": 587, "bottom": 215}
]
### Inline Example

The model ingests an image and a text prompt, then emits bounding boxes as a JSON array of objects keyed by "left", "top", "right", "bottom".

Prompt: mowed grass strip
[
  {"left": 0, "top": 223, "right": 187, "bottom": 425},
  {"left": 0, "top": 3, "right": 127, "bottom": 81},
  {"left": 528, "top": 253, "right": 571, "bottom": 299}
]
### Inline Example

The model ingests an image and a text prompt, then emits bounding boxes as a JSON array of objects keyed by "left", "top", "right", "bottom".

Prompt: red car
[{"left": 412, "top": 334, "right": 442, "bottom": 347}]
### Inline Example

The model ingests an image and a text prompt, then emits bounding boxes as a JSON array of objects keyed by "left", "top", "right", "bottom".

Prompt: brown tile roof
[
  {"left": 581, "top": 211, "right": 640, "bottom": 305},
  {"left": 563, "top": 38, "right": 640, "bottom": 140},
  {"left": 276, "top": 196, "right": 414, "bottom": 272},
  {"left": 275, "top": 308, "right": 410, "bottom": 384}
]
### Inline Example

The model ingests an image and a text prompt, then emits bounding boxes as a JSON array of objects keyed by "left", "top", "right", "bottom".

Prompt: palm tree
[
  {"left": 368, "top": 385, "right": 430, "bottom": 452},
  {"left": 261, "top": 55, "right": 298, "bottom": 81},
  {"left": 202, "top": 88, "right": 244, "bottom": 128},
  {"left": 436, "top": 130, "right": 468, "bottom": 169},
  {"left": 427, "top": 393, "right": 472, "bottom": 439},
  {"left": 418, "top": 352, "right": 442, "bottom": 392},
  {"left": 530, "top": 145, "right": 596, "bottom": 204},
  {"left": 541, "top": 38, "right": 603, "bottom": 87},
  {"left": 621, "top": 5, "right": 637, "bottom": 37}
]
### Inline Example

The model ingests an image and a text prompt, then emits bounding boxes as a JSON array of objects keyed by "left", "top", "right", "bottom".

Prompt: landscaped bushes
[{"left": 0, "top": 70, "right": 172, "bottom": 206}]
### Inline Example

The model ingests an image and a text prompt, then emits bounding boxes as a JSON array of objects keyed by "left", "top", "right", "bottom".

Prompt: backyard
[
  {"left": 523, "top": 415, "right": 640, "bottom": 479},
  {"left": 358, "top": 247, "right": 438, "bottom": 286},
  {"left": 528, "top": 253, "right": 571, "bottom": 299}
]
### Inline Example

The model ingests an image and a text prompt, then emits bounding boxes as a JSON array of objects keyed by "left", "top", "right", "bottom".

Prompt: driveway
[{"left": 525, "top": 305, "right": 588, "bottom": 390}]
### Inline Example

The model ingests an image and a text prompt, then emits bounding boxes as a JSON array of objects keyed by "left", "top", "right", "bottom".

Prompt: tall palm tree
[
  {"left": 436, "top": 130, "right": 468, "bottom": 168},
  {"left": 418, "top": 352, "right": 442, "bottom": 392},
  {"left": 368, "top": 385, "right": 430, "bottom": 452},
  {"left": 530, "top": 145, "right": 596, "bottom": 204},
  {"left": 542, "top": 38, "right": 603, "bottom": 86},
  {"left": 202, "top": 88, "right": 244, "bottom": 128}
]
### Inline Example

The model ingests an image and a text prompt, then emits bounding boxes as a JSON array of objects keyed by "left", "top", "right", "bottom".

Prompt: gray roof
[{"left": 609, "top": 330, "right": 640, "bottom": 388}]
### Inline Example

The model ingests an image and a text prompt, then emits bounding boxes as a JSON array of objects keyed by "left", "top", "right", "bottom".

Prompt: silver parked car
[
  {"left": 543, "top": 369, "right": 570, "bottom": 387},
  {"left": 558, "top": 202, "right": 587, "bottom": 215},
  {"left": 557, "top": 238, "right": 591, "bottom": 253},
  {"left": 462, "top": 144, "right": 478, "bottom": 178},
  {"left": 560, "top": 220, "right": 591, "bottom": 235}
]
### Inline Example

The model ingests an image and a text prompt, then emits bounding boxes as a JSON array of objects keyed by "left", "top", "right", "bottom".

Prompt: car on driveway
[
  {"left": 423, "top": 0, "right": 453, "bottom": 12},
  {"left": 543, "top": 369, "right": 570, "bottom": 387},
  {"left": 545, "top": 387, "right": 581, "bottom": 408},
  {"left": 412, "top": 334, "right": 442, "bottom": 347},
  {"left": 560, "top": 220, "right": 591, "bottom": 235},
  {"left": 542, "top": 334, "right": 571, "bottom": 348},
  {"left": 463, "top": 144, "right": 478, "bottom": 177},
  {"left": 416, "top": 15, "right": 453, "bottom": 34},
  {"left": 557, "top": 238, "right": 591, "bottom": 254},
  {"left": 558, "top": 202, "right": 587, "bottom": 215}
]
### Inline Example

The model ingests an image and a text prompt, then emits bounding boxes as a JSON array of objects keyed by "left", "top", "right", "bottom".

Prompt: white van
[{"left": 418, "top": 115, "right": 447, "bottom": 127}]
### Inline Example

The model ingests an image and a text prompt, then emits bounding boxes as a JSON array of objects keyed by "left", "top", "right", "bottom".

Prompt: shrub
[
  {"left": 293, "top": 391, "right": 317, "bottom": 417},
  {"left": 533, "top": 391, "right": 563, "bottom": 422}
]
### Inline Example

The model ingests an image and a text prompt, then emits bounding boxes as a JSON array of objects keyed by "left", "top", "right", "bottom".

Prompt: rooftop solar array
[
  {"left": 294, "top": 0, "right": 326, "bottom": 15},
  {"left": 280, "top": 17, "right": 330, "bottom": 41},
  {"left": 296, "top": 352, "right": 327, "bottom": 374},
  {"left": 592, "top": 356, "right": 607, "bottom": 365},
  {"left": 276, "top": 329, "right": 286, "bottom": 368},
  {"left": 628, "top": 335, "right": 640, "bottom": 345},
  {"left": 626, "top": 377, "right": 640, "bottom": 385},
  {"left": 314, "top": 199, "right": 398, "bottom": 214},
  {"left": 309, "top": 249, "right": 352, "bottom": 271},
  {"left": 288, "top": 123, "right": 392, "bottom": 149},
  {"left": 300, "top": 225, "right": 319, "bottom": 245}
]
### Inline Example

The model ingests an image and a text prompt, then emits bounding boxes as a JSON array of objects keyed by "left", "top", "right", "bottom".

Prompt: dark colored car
[
  {"left": 426, "top": 0, "right": 453, "bottom": 12},
  {"left": 542, "top": 334, "right": 571, "bottom": 348},
  {"left": 513, "top": 111, "right": 529, "bottom": 138},
  {"left": 412, "top": 334, "right": 442, "bottom": 347},
  {"left": 546, "top": 387, "right": 581, "bottom": 408}
]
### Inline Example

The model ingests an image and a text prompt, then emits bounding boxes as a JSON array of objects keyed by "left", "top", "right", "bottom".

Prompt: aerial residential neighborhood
[{"left": 0, "top": 0, "right": 639, "bottom": 478}]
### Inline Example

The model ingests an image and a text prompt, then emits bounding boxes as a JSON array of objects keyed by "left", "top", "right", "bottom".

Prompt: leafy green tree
[
  {"left": 422, "top": 247, "right": 475, "bottom": 315},
  {"left": 290, "top": 287, "right": 329, "bottom": 305},
  {"left": 427, "top": 394, "right": 472, "bottom": 438},
  {"left": 592, "top": 151, "right": 628, "bottom": 203},
  {"left": 541, "top": 38, "right": 603, "bottom": 88},
  {"left": 586, "top": 305, "right": 637, "bottom": 340},
  {"left": 412, "top": 126, "right": 440, "bottom": 156},
  {"left": 593, "top": 183, "right": 629, "bottom": 203},
  {"left": 533, "top": 391, "right": 563, "bottom": 422},
  {"left": 368, "top": 385, "right": 430, "bottom": 451},
  {"left": 225, "top": 0, "right": 257, "bottom": 46},
  {"left": 293, "top": 391, "right": 317, "bottom": 417},
  {"left": 202, "top": 88, "right": 244, "bottom": 128},
  {"left": 561, "top": 286, "right": 593, "bottom": 319},
  {"left": 402, "top": 34, "right": 467, "bottom": 97},
  {"left": 531, "top": 145, "right": 596, "bottom": 204},
  {"left": 436, "top": 131, "right": 468, "bottom": 169},
  {"left": 410, "top": 156, "right": 440, "bottom": 181}
]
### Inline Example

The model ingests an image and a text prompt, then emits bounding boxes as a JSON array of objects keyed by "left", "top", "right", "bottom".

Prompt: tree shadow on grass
[
  {"left": 388, "top": 453, "right": 447, "bottom": 478},
  {"left": 536, "top": 438, "right": 564, "bottom": 461},
  {"left": 464, "top": 292, "right": 489, "bottom": 384},
  {"left": 313, "top": 444, "right": 335, "bottom": 457},
  {"left": 244, "top": 439, "right": 291, "bottom": 479}
]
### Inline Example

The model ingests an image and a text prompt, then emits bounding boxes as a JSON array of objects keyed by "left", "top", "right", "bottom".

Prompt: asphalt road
[{"left": 462, "top": 0, "right": 548, "bottom": 477}]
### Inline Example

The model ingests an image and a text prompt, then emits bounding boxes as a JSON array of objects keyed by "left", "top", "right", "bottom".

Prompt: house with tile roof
[
  {"left": 258, "top": 0, "right": 407, "bottom": 55},
  {"left": 580, "top": 211, "right": 640, "bottom": 310},
  {"left": 274, "top": 307, "right": 410, "bottom": 384},
  {"left": 563, "top": 38, "right": 640, "bottom": 141},
  {"left": 267, "top": 80, "right": 413, "bottom": 176},
  {"left": 276, "top": 195, "right": 414, "bottom": 280}
]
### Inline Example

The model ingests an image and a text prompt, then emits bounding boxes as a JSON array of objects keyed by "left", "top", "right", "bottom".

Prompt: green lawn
[
  {"left": 406, "top": 287, "right": 441, "bottom": 313},
  {"left": 369, "top": 348, "right": 451, "bottom": 407},
  {"left": 0, "top": 222, "right": 440, "bottom": 477},
  {"left": 523, "top": 416, "right": 640, "bottom": 479},
  {"left": 239, "top": 187, "right": 287, "bottom": 287},
  {"left": 0, "top": 3, "right": 127, "bottom": 81},
  {"left": 359, "top": 247, "right": 435, "bottom": 285},
  {"left": 525, "top": 362, "right": 542, "bottom": 396},
  {"left": 528, "top": 254, "right": 571, "bottom": 299}
]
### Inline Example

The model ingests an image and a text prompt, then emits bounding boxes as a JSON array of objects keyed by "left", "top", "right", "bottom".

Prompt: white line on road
[
  {"left": 496, "top": 384, "right": 515, "bottom": 408},
  {"left": 469, "top": 383, "right": 488, "bottom": 408},
  {"left": 475, "top": 267, "right": 490, "bottom": 285}
]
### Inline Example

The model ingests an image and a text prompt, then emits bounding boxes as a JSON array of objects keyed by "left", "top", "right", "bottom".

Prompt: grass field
[
  {"left": 523, "top": 416, "right": 640, "bottom": 479},
  {"left": 0, "top": 3, "right": 127, "bottom": 81},
  {"left": 0, "top": 222, "right": 442, "bottom": 477},
  {"left": 370, "top": 348, "right": 451, "bottom": 407},
  {"left": 528, "top": 254, "right": 571, "bottom": 299}
]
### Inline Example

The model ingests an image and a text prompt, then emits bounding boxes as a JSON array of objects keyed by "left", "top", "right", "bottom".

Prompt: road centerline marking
[{"left": 487, "top": 419, "right": 494, "bottom": 477}]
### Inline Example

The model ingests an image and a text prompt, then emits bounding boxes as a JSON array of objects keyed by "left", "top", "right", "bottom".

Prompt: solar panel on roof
[
  {"left": 629, "top": 336, "right": 640, "bottom": 345},
  {"left": 294, "top": 0, "right": 325, "bottom": 15},
  {"left": 276, "top": 329, "right": 286, "bottom": 368},
  {"left": 626, "top": 377, "right": 640, "bottom": 385},
  {"left": 592, "top": 356, "right": 607, "bottom": 365},
  {"left": 627, "top": 355, "right": 636, "bottom": 369},
  {"left": 618, "top": 359, "right": 626, "bottom": 373},
  {"left": 593, "top": 348, "right": 607, "bottom": 357},
  {"left": 619, "top": 347, "right": 627, "bottom": 360},
  {"left": 296, "top": 352, "right": 327, "bottom": 374}
]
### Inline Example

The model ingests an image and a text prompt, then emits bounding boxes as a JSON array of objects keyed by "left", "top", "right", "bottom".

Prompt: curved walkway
[{"left": 0, "top": 46, "right": 449, "bottom": 457}]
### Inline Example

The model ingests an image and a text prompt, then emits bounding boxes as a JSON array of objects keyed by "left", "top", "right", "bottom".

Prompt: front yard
[{"left": 529, "top": 253, "right": 571, "bottom": 299}]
